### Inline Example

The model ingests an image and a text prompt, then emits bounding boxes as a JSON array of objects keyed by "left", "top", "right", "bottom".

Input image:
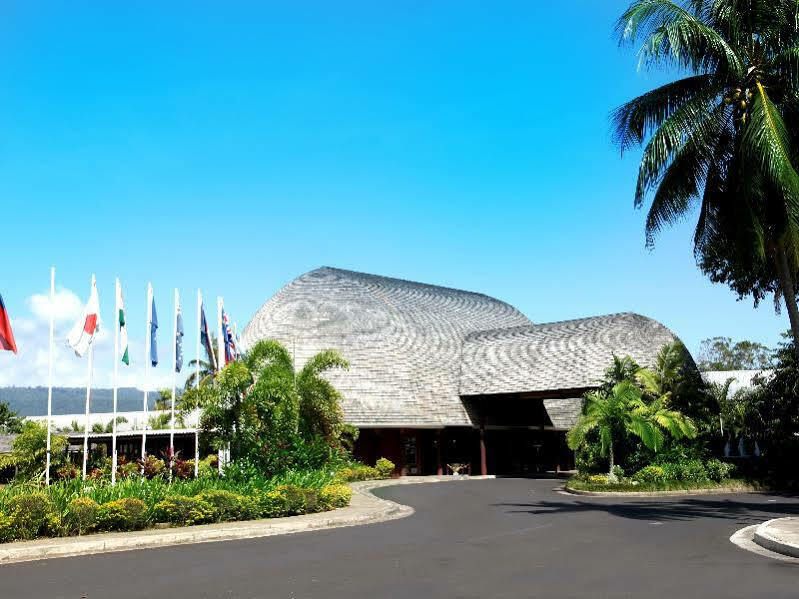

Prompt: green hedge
[{"left": 0, "top": 458, "right": 397, "bottom": 544}]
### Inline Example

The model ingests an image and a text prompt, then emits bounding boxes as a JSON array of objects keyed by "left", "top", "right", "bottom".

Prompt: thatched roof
[
  {"left": 242, "top": 269, "right": 682, "bottom": 428},
  {"left": 460, "top": 313, "right": 681, "bottom": 396},
  {"left": 240, "top": 267, "right": 532, "bottom": 427}
]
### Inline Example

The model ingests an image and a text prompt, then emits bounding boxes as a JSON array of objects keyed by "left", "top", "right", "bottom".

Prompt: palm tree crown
[{"left": 614, "top": 0, "right": 799, "bottom": 353}]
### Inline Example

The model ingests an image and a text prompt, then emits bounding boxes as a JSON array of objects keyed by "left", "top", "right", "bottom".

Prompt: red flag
[{"left": 0, "top": 293, "right": 18, "bottom": 353}]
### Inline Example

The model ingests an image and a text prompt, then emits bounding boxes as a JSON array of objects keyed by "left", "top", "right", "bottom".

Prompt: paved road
[{"left": 1, "top": 479, "right": 798, "bottom": 598}]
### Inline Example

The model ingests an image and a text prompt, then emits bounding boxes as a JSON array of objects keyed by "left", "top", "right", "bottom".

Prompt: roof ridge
[{"left": 314, "top": 266, "right": 521, "bottom": 305}]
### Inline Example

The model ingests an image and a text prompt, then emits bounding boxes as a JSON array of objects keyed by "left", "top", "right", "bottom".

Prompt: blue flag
[
  {"left": 175, "top": 305, "right": 184, "bottom": 373},
  {"left": 199, "top": 303, "right": 217, "bottom": 371},
  {"left": 150, "top": 297, "right": 158, "bottom": 367}
]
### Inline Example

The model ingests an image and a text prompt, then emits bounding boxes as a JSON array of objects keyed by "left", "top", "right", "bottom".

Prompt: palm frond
[{"left": 617, "top": 0, "right": 743, "bottom": 76}]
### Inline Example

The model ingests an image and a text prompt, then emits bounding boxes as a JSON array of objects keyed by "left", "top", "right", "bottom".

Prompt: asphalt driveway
[{"left": 1, "top": 478, "right": 797, "bottom": 598}]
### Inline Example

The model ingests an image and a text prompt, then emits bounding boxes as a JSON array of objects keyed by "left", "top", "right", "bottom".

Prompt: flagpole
[
  {"left": 195, "top": 289, "right": 201, "bottom": 479},
  {"left": 169, "top": 288, "right": 178, "bottom": 479},
  {"left": 82, "top": 274, "right": 96, "bottom": 480},
  {"left": 112, "top": 278, "right": 120, "bottom": 485},
  {"left": 217, "top": 297, "right": 224, "bottom": 474},
  {"left": 142, "top": 282, "right": 152, "bottom": 469},
  {"left": 45, "top": 266, "right": 55, "bottom": 486}
]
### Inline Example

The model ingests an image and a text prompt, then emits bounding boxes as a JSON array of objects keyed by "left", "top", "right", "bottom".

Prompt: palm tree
[
  {"left": 613, "top": 1, "right": 799, "bottom": 356},
  {"left": 567, "top": 381, "right": 695, "bottom": 476},
  {"left": 184, "top": 333, "right": 219, "bottom": 389},
  {"left": 635, "top": 341, "right": 689, "bottom": 403}
]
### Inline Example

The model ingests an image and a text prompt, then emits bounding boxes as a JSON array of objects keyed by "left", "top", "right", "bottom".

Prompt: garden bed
[
  {"left": 565, "top": 476, "right": 763, "bottom": 495},
  {"left": 0, "top": 459, "right": 394, "bottom": 545}
]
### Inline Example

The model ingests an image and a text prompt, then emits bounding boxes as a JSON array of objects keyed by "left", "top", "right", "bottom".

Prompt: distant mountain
[{"left": 0, "top": 387, "right": 168, "bottom": 416}]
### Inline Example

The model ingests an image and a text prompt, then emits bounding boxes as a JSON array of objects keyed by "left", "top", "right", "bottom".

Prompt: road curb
[
  {"left": 753, "top": 518, "right": 799, "bottom": 559},
  {"left": 0, "top": 475, "right": 490, "bottom": 565},
  {"left": 563, "top": 484, "right": 762, "bottom": 498}
]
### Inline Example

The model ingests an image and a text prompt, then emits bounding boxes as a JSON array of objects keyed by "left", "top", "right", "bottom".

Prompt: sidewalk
[
  {"left": 0, "top": 475, "right": 492, "bottom": 565},
  {"left": 753, "top": 517, "right": 799, "bottom": 558}
]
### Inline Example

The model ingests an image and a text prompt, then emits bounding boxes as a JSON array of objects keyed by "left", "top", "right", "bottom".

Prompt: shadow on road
[{"left": 493, "top": 494, "right": 799, "bottom": 525}]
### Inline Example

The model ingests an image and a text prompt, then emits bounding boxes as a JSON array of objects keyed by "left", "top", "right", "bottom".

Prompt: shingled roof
[
  {"left": 240, "top": 267, "right": 532, "bottom": 427},
  {"left": 459, "top": 313, "right": 681, "bottom": 396},
  {"left": 242, "top": 270, "right": 682, "bottom": 428}
]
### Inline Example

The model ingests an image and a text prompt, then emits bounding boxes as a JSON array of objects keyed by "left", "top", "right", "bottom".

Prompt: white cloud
[
  {"left": 0, "top": 286, "right": 182, "bottom": 393},
  {"left": 28, "top": 288, "right": 84, "bottom": 324}
]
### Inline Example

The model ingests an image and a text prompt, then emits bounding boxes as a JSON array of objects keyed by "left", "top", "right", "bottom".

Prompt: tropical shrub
[
  {"left": 66, "top": 497, "right": 100, "bottom": 535},
  {"left": 335, "top": 465, "right": 378, "bottom": 483},
  {"left": 97, "top": 498, "right": 148, "bottom": 531},
  {"left": 256, "top": 489, "right": 289, "bottom": 519},
  {"left": 585, "top": 474, "right": 609, "bottom": 485},
  {"left": 140, "top": 455, "right": 166, "bottom": 479},
  {"left": 319, "top": 484, "right": 351, "bottom": 510},
  {"left": 153, "top": 495, "right": 215, "bottom": 526},
  {"left": 5, "top": 492, "right": 59, "bottom": 540},
  {"left": 633, "top": 465, "right": 666, "bottom": 484},
  {"left": 705, "top": 459, "right": 735, "bottom": 483},
  {"left": 375, "top": 458, "right": 395, "bottom": 479},
  {"left": 661, "top": 460, "right": 709, "bottom": 483},
  {"left": 196, "top": 489, "right": 247, "bottom": 522},
  {"left": 0, "top": 513, "right": 14, "bottom": 543},
  {"left": 0, "top": 422, "right": 69, "bottom": 481}
]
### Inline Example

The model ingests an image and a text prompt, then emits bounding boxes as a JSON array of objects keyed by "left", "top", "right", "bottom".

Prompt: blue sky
[{"left": 0, "top": 1, "right": 788, "bottom": 389}]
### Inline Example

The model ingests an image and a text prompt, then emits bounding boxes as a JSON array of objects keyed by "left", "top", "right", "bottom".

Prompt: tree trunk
[
  {"left": 608, "top": 443, "right": 615, "bottom": 478},
  {"left": 773, "top": 241, "right": 799, "bottom": 360}
]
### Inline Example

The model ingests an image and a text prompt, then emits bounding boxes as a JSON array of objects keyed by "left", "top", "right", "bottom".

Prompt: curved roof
[
  {"left": 459, "top": 313, "right": 681, "bottom": 396},
  {"left": 240, "top": 267, "right": 532, "bottom": 426}
]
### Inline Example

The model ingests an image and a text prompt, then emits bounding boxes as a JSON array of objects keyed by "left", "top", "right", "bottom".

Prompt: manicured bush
[
  {"left": 153, "top": 495, "right": 215, "bottom": 526},
  {"left": 662, "top": 459, "right": 708, "bottom": 483},
  {"left": 633, "top": 465, "right": 666, "bottom": 484},
  {"left": 375, "top": 458, "right": 395, "bottom": 479},
  {"left": 256, "top": 489, "right": 289, "bottom": 519},
  {"left": 706, "top": 459, "right": 735, "bottom": 482},
  {"left": 319, "top": 484, "right": 352, "bottom": 510},
  {"left": 335, "top": 465, "right": 378, "bottom": 482},
  {"left": 66, "top": 497, "right": 99, "bottom": 535},
  {"left": 0, "top": 513, "right": 13, "bottom": 543},
  {"left": 585, "top": 474, "right": 609, "bottom": 485},
  {"left": 196, "top": 489, "right": 247, "bottom": 522},
  {"left": 97, "top": 498, "right": 148, "bottom": 531},
  {"left": 6, "top": 492, "right": 59, "bottom": 540}
]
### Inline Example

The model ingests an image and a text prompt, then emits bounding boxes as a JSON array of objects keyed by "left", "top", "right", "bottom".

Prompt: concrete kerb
[
  {"left": 0, "top": 475, "right": 494, "bottom": 565},
  {"left": 563, "top": 484, "right": 762, "bottom": 498},
  {"left": 753, "top": 517, "right": 799, "bottom": 559}
]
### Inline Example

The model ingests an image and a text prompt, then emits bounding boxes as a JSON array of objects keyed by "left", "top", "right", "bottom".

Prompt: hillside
[{"left": 0, "top": 387, "right": 169, "bottom": 416}]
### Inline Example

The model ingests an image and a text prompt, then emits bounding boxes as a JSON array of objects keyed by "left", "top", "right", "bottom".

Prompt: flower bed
[
  {"left": 0, "top": 458, "right": 394, "bottom": 544},
  {"left": 567, "top": 459, "right": 762, "bottom": 493}
]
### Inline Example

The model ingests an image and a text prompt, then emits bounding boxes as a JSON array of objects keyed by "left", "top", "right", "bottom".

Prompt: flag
[
  {"left": 67, "top": 277, "right": 100, "bottom": 357},
  {"left": 175, "top": 295, "right": 184, "bottom": 373},
  {"left": 221, "top": 307, "right": 237, "bottom": 364},
  {"left": 150, "top": 296, "right": 158, "bottom": 367},
  {"left": 116, "top": 281, "right": 129, "bottom": 365},
  {"left": 0, "top": 293, "right": 18, "bottom": 353},
  {"left": 200, "top": 301, "right": 217, "bottom": 371}
]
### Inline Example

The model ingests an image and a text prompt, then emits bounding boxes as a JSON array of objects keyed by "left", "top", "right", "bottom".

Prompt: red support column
[
  {"left": 436, "top": 429, "right": 443, "bottom": 475},
  {"left": 480, "top": 426, "right": 487, "bottom": 476}
]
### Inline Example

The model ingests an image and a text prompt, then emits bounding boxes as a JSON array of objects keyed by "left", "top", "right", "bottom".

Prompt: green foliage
[
  {"left": 0, "top": 421, "right": 68, "bottom": 481},
  {"left": 196, "top": 489, "right": 249, "bottom": 521},
  {"left": 0, "top": 401, "right": 23, "bottom": 434},
  {"left": 706, "top": 459, "right": 735, "bottom": 482},
  {"left": 153, "top": 495, "right": 215, "bottom": 526},
  {"left": 0, "top": 513, "right": 14, "bottom": 543},
  {"left": 318, "top": 484, "right": 352, "bottom": 510},
  {"left": 97, "top": 498, "right": 148, "bottom": 531},
  {"left": 140, "top": 455, "right": 166, "bottom": 479},
  {"left": 375, "top": 458, "right": 395, "bottom": 479},
  {"left": 6, "top": 492, "right": 58, "bottom": 540},
  {"left": 633, "top": 465, "right": 666, "bottom": 484},
  {"left": 613, "top": 0, "right": 799, "bottom": 349},
  {"left": 199, "top": 340, "right": 351, "bottom": 477},
  {"left": 661, "top": 460, "right": 708, "bottom": 483},
  {"left": 697, "top": 337, "right": 774, "bottom": 370},
  {"left": 335, "top": 465, "right": 379, "bottom": 482},
  {"left": 65, "top": 497, "right": 99, "bottom": 535}
]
